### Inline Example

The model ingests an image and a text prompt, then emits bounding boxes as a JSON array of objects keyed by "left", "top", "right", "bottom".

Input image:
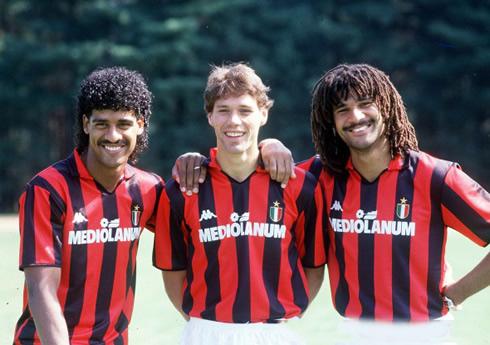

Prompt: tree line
[{"left": 1, "top": 0, "right": 489, "bottom": 212}]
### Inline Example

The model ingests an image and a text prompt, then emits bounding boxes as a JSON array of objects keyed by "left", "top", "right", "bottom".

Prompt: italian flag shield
[
  {"left": 396, "top": 203, "right": 410, "bottom": 219},
  {"left": 270, "top": 206, "right": 283, "bottom": 222}
]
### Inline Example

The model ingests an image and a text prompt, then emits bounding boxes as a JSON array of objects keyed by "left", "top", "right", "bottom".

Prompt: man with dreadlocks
[
  {"left": 306, "top": 63, "right": 490, "bottom": 321},
  {"left": 174, "top": 63, "right": 490, "bottom": 341},
  {"left": 13, "top": 67, "right": 164, "bottom": 344}
]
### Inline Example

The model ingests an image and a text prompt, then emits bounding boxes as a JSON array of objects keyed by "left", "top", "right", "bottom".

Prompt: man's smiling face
[{"left": 83, "top": 109, "right": 144, "bottom": 173}]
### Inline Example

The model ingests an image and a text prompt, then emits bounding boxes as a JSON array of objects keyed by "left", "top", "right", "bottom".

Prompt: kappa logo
[
  {"left": 330, "top": 200, "right": 343, "bottom": 212},
  {"left": 72, "top": 212, "right": 88, "bottom": 224},
  {"left": 199, "top": 209, "right": 217, "bottom": 221}
]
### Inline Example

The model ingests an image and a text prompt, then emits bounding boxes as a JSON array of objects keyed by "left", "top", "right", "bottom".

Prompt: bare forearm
[
  {"left": 162, "top": 270, "right": 189, "bottom": 321},
  {"left": 444, "top": 252, "right": 490, "bottom": 306},
  {"left": 29, "top": 295, "right": 69, "bottom": 344},
  {"left": 304, "top": 266, "right": 325, "bottom": 305},
  {"left": 25, "top": 267, "right": 69, "bottom": 345}
]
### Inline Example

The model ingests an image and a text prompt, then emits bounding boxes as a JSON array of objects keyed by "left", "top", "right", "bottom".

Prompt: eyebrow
[
  {"left": 215, "top": 104, "right": 254, "bottom": 109},
  {"left": 334, "top": 96, "right": 372, "bottom": 108},
  {"left": 91, "top": 117, "right": 136, "bottom": 124}
]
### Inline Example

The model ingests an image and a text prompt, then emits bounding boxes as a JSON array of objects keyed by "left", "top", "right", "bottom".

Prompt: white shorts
[
  {"left": 179, "top": 317, "right": 306, "bottom": 345},
  {"left": 336, "top": 316, "right": 454, "bottom": 345}
]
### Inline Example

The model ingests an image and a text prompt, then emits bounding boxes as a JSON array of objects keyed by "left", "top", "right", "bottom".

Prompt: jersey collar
[
  {"left": 345, "top": 154, "right": 407, "bottom": 173},
  {"left": 70, "top": 149, "right": 135, "bottom": 180},
  {"left": 204, "top": 147, "right": 267, "bottom": 174}
]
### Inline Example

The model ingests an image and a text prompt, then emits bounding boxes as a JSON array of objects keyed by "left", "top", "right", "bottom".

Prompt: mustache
[
  {"left": 97, "top": 139, "right": 129, "bottom": 146},
  {"left": 343, "top": 119, "right": 374, "bottom": 131}
]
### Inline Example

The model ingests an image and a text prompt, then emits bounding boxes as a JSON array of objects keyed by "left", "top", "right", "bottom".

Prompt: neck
[
  {"left": 82, "top": 152, "right": 125, "bottom": 193},
  {"left": 350, "top": 144, "right": 391, "bottom": 183},
  {"left": 215, "top": 148, "right": 260, "bottom": 182}
]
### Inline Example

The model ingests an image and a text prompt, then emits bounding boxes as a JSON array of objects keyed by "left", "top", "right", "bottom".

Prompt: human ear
[
  {"left": 136, "top": 118, "right": 144, "bottom": 135},
  {"left": 82, "top": 115, "right": 90, "bottom": 134},
  {"left": 260, "top": 109, "right": 268, "bottom": 126}
]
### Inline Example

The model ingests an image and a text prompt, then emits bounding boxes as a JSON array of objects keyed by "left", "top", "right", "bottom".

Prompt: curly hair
[
  {"left": 74, "top": 66, "right": 153, "bottom": 164},
  {"left": 311, "top": 63, "right": 418, "bottom": 175},
  {"left": 203, "top": 62, "right": 274, "bottom": 113}
]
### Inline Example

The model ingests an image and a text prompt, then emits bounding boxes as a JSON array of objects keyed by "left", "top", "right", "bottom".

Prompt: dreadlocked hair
[{"left": 311, "top": 63, "right": 418, "bottom": 176}]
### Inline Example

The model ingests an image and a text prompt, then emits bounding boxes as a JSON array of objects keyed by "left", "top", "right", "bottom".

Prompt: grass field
[{"left": 1, "top": 214, "right": 489, "bottom": 344}]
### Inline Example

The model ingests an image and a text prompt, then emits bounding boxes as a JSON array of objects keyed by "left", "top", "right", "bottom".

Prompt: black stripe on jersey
[
  {"left": 442, "top": 178, "right": 490, "bottom": 244},
  {"left": 55, "top": 165, "right": 87, "bottom": 335},
  {"left": 331, "top": 174, "right": 349, "bottom": 316},
  {"left": 392, "top": 155, "right": 417, "bottom": 320},
  {"left": 21, "top": 176, "right": 66, "bottom": 268},
  {"left": 49, "top": 190, "right": 65, "bottom": 267},
  {"left": 427, "top": 159, "right": 452, "bottom": 318},
  {"left": 198, "top": 177, "right": 221, "bottom": 321},
  {"left": 113, "top": 176, "right": 145, "bottom": 337},
  {"left": 291, "top": 175, "right": 316, "bottom": 311},
  {"left": 125, "top": 176, "right": 145, "bottom": 295},
  {"left": 113, "top": 313, "right": 127, "bottom": 345},
  {"left": 90, "top": 188, "right": 119, "bottom": 343},
  {"left": 161, "top": 181, "right": 189, "bottom": 269},
  {"left": 358, "top": 178, "right": 378, "bottom": 319},
  {"left": 21, "top": 182, "right": 37, "bottom": 267},
  {"left": 14, "top": 306, "right": 37, "bottom": 342},
  {"left": 231, "top": 178, "right": 252, "bottom": 323},
  {"left": 164, "top": 181, "right": 195, "bottom": 314},
  {"left": 296, "top": 172, "right": 320, "bottom": 267},
  {"left": 146, "top": 173, "right": 164, "bottom": 230},
  {"left": 307, "top": 156, "right": 324, "bottom": 180},
  {"left": 264, "top": 181, "right": 287, "bottom": 320}
]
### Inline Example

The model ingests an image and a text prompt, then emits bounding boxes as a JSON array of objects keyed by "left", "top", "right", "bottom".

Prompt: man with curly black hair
[{"left": 13, "top": 67, "right": 164, "bottom": 345}]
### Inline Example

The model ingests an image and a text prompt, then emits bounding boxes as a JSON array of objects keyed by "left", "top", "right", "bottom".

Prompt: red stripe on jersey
[
  {"left": 443, "top": 166, "right": 490, "bottom": 246},
  {"left": 341, "top": 172, "right": 362, "bottom": 319},
  {"left": 310, "top": 150, "right": 489, "bottom": 322},
  {"left": 321, "top": 173, "right": 341, "bottom": 309},
  {"left": 74, "top": 178, "right": 104, "bottom": 337},
  {"left": 213, "top": 171, "right": 239, "bottom": 322},
  {"left": 247, "top": 173, "right": 269, "bottom": 322},
  {"left": 155, "top": 149, "right": 324, "bottom": 323},
  {"left": 32, "top": 186, "right": 57, "bottom": 264},
  {"left": 277, "top": 171, "right": 308, "bottom": 318},
  {"left": 153, "top": 192, "right": 174, "bottom": 267},
  {"left": 14, "top": 150, "right": 163, "bottom": 344},
  {"left": 373, "top": 170, "right": 395, "bottom": 320},
  {"left": 409, "top": 153, "right": 434, "bottom": 320},
  {"left": 442, "top": 204, "right": 482, "bottom": 244}
]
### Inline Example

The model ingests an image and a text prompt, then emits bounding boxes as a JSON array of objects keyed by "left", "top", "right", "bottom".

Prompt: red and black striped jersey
[
  {"left": 300, "top": 150, "right": 490, "bottom": 321},
  {"left": 153, "top": 148, "right": 326, "bottom": 323},
  {"left": 14, "top": 149, "right": 163, "bottom": 345}
]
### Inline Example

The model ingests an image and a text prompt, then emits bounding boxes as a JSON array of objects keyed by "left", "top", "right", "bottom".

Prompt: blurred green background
[{"left": 1, "top": 0, "right": 489, "bottom": 213}]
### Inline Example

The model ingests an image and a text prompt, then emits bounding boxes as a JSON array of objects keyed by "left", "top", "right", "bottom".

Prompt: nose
[
  {"left": 227, "top": 110, "right": 241, "bottom": 125},
  {"left": 105, "top": 125, "right": 123, "bottom": 142},
  {"left": 349, "top": 106, "right": 366, "bottom": 122}
]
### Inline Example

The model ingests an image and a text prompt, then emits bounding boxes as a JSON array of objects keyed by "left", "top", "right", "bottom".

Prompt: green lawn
[{"left": 2, "top": 214, "right": 489, "bottom": 344}]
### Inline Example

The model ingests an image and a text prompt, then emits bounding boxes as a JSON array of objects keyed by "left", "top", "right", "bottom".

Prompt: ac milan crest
[
  {"left": 396, "top": 198, "right": 410, "bottom": 219},
  {"left": 270, "top": 201, "right": 283, "bottom": 222},
  {"left": 132, "top": 205, "right": 141, "bottom": 226}
]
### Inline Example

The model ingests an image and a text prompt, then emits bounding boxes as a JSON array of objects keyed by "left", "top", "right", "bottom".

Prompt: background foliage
[{"left": 1, "top": 0, "right": 489, "bottom": 212}]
